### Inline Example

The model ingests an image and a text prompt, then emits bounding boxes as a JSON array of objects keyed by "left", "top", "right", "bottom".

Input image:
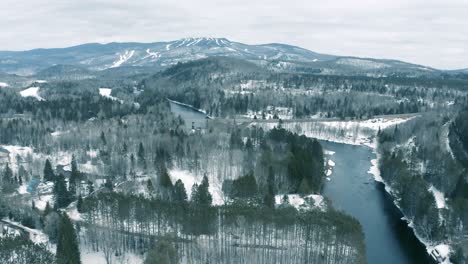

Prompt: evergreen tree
[
  {"left": 2, "top": 163, "right": 13, "bottom": 184},
  {"left": 158, "top": 163, "right": 173, "bottom": 188},
  {"left": 1, "top": 163, "right": 16, "bottom": 193},
  {"left": 100, "top": 131, "right": 107, "bottom": 145},
  {"left": 69, "top": 155, "right": 79, "bottom": 197},
  {"left": 147, "top": 179, "right": 155, "bottom": 192},
  {"left": 76, "top": 195, "right": 83, "bottom": 213},
  {"left": 298, "top": 177, "right": 312, "bottom": 194},
  {"left": 230, "top": 172, "right": 258, "bottom": 198},
  {"left": 43, "top": 159, "right": 55, "bottom": 182},
  {"left": 144, "top": 239, "right": 178, "bottom": 264},
  {"left": 54, "top": 174, "right": 72, "bottom": 209},
  {"left": 172, "top": 180, "right": 187, "bottom": 203},
  {"left": 56, "top": 213, "right": 81, "bottom": 264},
  {"left": 264, "top": 166, "right": 276, "bottom": 208},
  {"left": 191, "top": 175, "right": 212, "bottom": 207},
  {"left": 138, "top": 142, "right": 146, "bottom": 169}
]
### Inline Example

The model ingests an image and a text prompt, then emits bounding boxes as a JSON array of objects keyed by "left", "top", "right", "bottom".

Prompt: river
[
  {"left": 169, "top": 100, "right": 434, "bottom": 264},
  {"left": 320, "top": 141, "right": 433, "bottom": 264}
]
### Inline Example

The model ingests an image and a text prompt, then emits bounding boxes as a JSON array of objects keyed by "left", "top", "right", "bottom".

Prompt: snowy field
[
  {"left": 99, "top": 88, "right": 123, "bottom": 103},
  {"left": 275, "top": 194, "right": 326, "bottom": 211},
  {"left": 20, "top": 87, "right": 45, "bottom": 101}
]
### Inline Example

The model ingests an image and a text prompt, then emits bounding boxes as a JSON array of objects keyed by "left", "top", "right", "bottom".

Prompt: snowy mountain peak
[{"left": 169, "top": 37, "right": 232, "bottom": 49}]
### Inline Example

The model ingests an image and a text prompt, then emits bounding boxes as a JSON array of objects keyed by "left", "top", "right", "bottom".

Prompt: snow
[
  {"left": 20, "top": 87, "right": 44, "bottom": 101},
  {"left": 99, "top": 88, "right": 123, "bottom": 103},
  {"left": 34, "top": 194, "right": 54, "bottom": 211},
  {"left": 169, "top": 168, "right": 224, "bottom": 205},
  {"left": 428, "top": 186, "right": 446, "bottom": 209},
  {"left": 35, "top": 80, "right": 47, "bottom": 84},
  {"left": 79, "top": 160, "right": 99, "bottom": 174},
  {"left": 0, "top": 82, "right": 9, "bottom": 87},
  {"left": 275, "top": 194, "right": 326, "bottom": 211},
  {"left": 258, "top": 115, "right": 418, "bottom": 148},
  {"left": 99, "top": 88, "right": 112, "bottom": 97},
  {"left": 17, "top": 184, "right": 28, "bottom": 194},
  {"left": 51, "top": 130, "right": 68, "bottom": 137},
  {"left": 1, "top": 145, "right": 33, "bottom": 172},
  {"left": 81, "top": 246, "right": 143, "bottom": 264},
  {"left": 169, "top": 169, "right": 199, "bottom": 198},
  {"left": 67, "top": 207, "right": 83, "bottom": 221},
  {"left": 87, "top": 149, "right": 99, "bottom": 158},
  {"left": 1, "top": 219, "right": 49, "bottom": 245},
  {"left": 324, "top": 150, "right": 335, "bottom": 156},
  {"left": 367, "top": 158, "right": 384, "bottom": 183},
  {"left": 145, "top": 49, "right": 160, "bottom": 60},
  {"left": 328, "top": 160, "right": 335, "bottom": 167},
  {"left": 427, "top": 244, "right": 451, "bottom": 264},
  {"left": 110, "top": 50, "right": 135, "bottom": 68}
]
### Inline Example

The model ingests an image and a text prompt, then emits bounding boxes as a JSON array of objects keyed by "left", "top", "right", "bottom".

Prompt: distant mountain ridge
[{"left": 0, "top": 37, "right": 458, "bottom": 77}]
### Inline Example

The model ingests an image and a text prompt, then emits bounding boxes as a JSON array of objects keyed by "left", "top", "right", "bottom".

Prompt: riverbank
[{"left": 368, "top": 141, "right": 451, "bottom": 264}]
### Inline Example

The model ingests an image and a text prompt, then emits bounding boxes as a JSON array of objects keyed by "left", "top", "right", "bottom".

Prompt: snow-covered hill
[{"left": 0, "top": 37, "right": 447, "bottom": 77}]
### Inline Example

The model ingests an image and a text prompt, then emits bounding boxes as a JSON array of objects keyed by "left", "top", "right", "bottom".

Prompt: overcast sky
[{"left": 1, "top": 0, "right": 467, "bottom": 69}]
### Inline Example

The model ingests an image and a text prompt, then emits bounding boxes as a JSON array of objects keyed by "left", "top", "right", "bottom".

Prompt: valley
[{"left": 0, "top": 38, "right": 467, "bottom": 264}]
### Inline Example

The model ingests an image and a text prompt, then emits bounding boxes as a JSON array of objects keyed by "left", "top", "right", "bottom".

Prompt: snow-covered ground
[
  {"left": 242, "top": 106, "right": 294, "bottom": 120},
  {"left": 34, "top": 194, "right": 54, "bottom": 211},
  {"left": 20, "top": 87, "right": 45, "bottom": 101},
  {"left": 1, "top": 219, "right": 50, "bottom": 245},
  {"left": 0, "top": 145, "right": 33, "bottom": 172},
  {"left": 0, "top": 82, "right": 9, "bottom": 88},
  {"left": 51, "top": 130, "right": 69, "bottom": 137},
  {"left": 81, "top": 248, "right": 143, "bottom": 264},
  {"left": 110, "top": 50, "right": 135, "bottom": 68},
  {"left": 99, "top": 88, "right": 123, "bottom": 103},
  {"left": 275, "top": 194, "right": 326, "bottom": 211},
  {"left": 428, "top": 186, "right": 446, "bottom": 209},
  {"left": 169, "top": 168, "right": 224, "bottom": 205},
  {"left": 253, "top": 115, "right": 417, "bottom": 148}
]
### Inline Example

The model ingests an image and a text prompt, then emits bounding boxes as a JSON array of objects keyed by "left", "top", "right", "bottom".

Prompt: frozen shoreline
[{"left": 366, "top": 142, "right": 450, "bottom": 263}]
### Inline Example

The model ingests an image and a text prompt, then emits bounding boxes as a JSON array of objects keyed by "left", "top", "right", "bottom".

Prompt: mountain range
[{"left": 0, "top": 37, "right": 461, "bottom": 77}]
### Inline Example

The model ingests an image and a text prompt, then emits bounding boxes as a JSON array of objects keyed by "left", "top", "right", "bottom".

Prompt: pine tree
[
  {"left": 43, "top": 159, "right": 55, "bottom": 182},
  {"left": 173, "top": 180, "right": 187, "bottom": 203},
  {"left": 264, "top": 167, "right": 276, "bottom": 208},
  {"left": 69, "top": 155, "right": 79, "bottom": 197},
  {"left": 158, "top": 163, "right": 173, "bottom": 188},
  {"left": 76, "top": 195, "right": 83, "bottom": 213},
  {"left": 138, "top": 142, "right": 146, "bottom": 169},
  {"left": 147, "top": 179, "right": 154, "bottom": 192},
  {"left": 56, "top": 213, "right": 81, "bottom": 264},
  {"left": 100, "top": 131, "right": 107, "bottom": 145},
  {"left": 3, "top": 163, "right": 13, "bottom": 184},
  {"left": 191, "top": 175, "right": 212, "bottom": 207},
  {"left": 298, "top": 177, "right": 311, "bottom": 194},
  {"left": 144, "top": 239, "right": 178, "bottom": 264},
  {"left": 54, "top": 174, "right": 72, "bottom": 209}
]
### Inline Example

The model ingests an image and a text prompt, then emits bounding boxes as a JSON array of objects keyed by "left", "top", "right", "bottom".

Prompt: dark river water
[
  {"left": 169, "top": 101, "right": 433, "bottom": 264},
  {"left": 320, "top": 141, "right": 433, "bottom": 264}
]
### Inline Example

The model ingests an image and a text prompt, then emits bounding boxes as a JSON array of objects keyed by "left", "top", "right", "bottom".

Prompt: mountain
[
  {"left": 35, "top": 65, "right": 95, "bottom": 80},
  {"left": 0, "top": 37, "right": 453, "bottom": 77}
]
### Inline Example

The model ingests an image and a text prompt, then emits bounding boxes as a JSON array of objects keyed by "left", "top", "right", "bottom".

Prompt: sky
[{"left": 0, "top": 0, "right": 467, "bottom": 70}]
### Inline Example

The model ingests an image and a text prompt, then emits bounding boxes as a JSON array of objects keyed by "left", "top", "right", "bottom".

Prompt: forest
[{"left": 0, "top": 55, "right": 467, "bottom": 263}]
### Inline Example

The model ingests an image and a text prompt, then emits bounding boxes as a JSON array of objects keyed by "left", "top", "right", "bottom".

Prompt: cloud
[{"left": 0, "top": 0, "right": 467, "bottom": 69}]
